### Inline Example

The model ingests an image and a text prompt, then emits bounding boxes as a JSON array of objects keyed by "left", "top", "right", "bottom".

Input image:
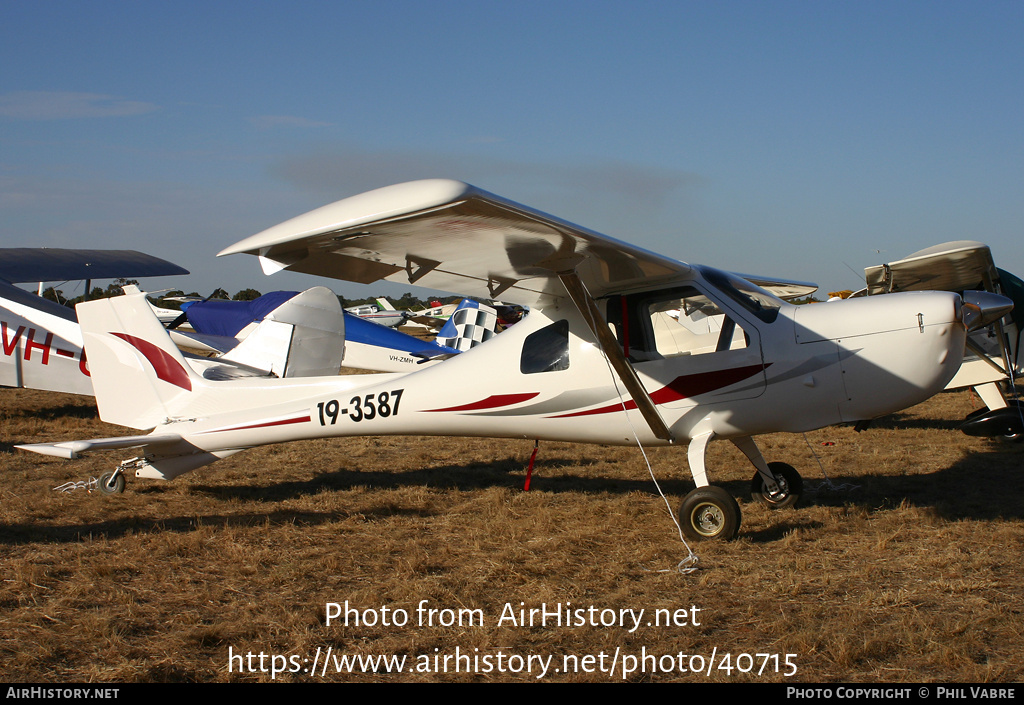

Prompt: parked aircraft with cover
[{"left": 856, "top": 241, "right": 1021, "bottom": 439}]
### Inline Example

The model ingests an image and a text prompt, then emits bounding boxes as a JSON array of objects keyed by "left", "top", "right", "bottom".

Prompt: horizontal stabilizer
[
  {"left": 168, "top": 329, "right": 238, "bottom": 354},
  {"left": 16, "top": 433, "right": 184, "bottom": 459}
]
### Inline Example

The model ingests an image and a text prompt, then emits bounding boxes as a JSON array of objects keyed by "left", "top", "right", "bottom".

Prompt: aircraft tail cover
[
  {"left": 76, "top": 292, "right": 198, "bottom": 430},
  {"left": 221, "top": 286, "right": 346, "bottom": 377},
  {"left": 435, "top": 299, "right": 498, "bottom": 351}
]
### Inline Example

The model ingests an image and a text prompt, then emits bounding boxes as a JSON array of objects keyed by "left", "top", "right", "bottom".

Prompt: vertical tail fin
[{"left": 76, "top": 291, "right": 199, "bottom": 429}]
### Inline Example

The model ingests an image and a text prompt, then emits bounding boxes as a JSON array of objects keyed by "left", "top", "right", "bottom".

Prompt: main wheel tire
[
  {"left": 679, "top": 486, "right": 741, "bottom": 541},
  {"left": 98, "top": 471, "right": 125, "bottom": 495},
  {"left": 750, "top": 462, "right": 802, "bottom": 509}
]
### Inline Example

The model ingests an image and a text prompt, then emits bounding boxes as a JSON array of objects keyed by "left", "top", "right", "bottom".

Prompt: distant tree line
[
  {"left": 41, "top": 280, "right": 460, "bottom": 311},
  {"left": 42, "top": 278, "right": 143, "bottom": 307}
]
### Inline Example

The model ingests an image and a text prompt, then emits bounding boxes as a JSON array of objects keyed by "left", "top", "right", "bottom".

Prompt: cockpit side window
[
  {"left": 606, "top": 287, "right": 751, "bottom": 362},
  {"left": 520, "top": 319, "right": 570, "bottom": 374},
  {"left": 645, "top": 291, "right": 749, "bottom": 359}
]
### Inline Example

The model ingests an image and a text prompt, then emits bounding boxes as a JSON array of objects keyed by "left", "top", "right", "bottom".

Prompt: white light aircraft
[
  {"left": 17, "top": 180, "right": 1010, "bottom": 541},
  {"left": 344, "top": 298, "right": 408, "bottom": 328},
  {"left": 403, "top": 300, "right": 458, "bottom": 332}
]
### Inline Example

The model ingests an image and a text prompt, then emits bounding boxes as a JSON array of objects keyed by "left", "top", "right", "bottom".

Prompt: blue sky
[{"left": 2, "top": 1, "right": 1022, "bottom": 300}]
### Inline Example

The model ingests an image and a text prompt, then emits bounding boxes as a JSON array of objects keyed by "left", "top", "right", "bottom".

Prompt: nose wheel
[
  {"left": 679, "top": 486, "right": 741, "bottom": 541},
  {"left": 750, "top": 462, "right": 802, "bottom": 509}
]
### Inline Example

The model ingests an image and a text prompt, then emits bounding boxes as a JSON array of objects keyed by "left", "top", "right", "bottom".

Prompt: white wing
[{"left": 219, "top": 179, "right": 691, "bottom": 308}]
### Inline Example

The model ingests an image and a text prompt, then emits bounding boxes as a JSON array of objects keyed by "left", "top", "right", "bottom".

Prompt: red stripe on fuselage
[
  {"left": 200, "top": 415, "right": 312, "bottom": 434},
  {"left": 551, "top": 363, "right": 768, "bottom": 418},
  {"left": 424, "top": 392, "right": 539, "bottom": 412}
]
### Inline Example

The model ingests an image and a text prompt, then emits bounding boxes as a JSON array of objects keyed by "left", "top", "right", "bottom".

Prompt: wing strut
[{"left": 557, "top": 270, "right": 674, "bottom": 442}]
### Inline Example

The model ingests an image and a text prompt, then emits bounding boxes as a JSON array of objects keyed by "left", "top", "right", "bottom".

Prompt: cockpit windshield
[{"left": 698, "top": 266, "right": 784, "bottom": 324}]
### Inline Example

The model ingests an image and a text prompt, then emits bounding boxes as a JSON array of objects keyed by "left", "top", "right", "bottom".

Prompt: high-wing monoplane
[{"left": 17, "top": 181, "right": 1010, "bottom": 541}]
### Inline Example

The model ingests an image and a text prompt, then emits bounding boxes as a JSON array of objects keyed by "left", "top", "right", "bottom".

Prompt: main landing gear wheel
[
  {"left": 750, "top": 462, "right": 802, "bottom": 509},
  {"left": 679, "top": 486, "right": 741, "bottom": 541},
  {"left": 98, "top": 471, "right": 125, "bottom": 495}
]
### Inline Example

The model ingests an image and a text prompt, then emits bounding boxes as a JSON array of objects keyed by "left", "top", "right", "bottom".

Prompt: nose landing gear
[{"left": 750, "top": 461, "right": 803, "bottom": 509}]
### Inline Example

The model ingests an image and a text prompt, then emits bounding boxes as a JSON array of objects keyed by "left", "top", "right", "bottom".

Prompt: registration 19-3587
[{"left": 317, "top": 389, "right": 405, "bottom": 425}]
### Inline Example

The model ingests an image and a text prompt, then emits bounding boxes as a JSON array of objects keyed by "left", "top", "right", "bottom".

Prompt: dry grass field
[{"left": 1, "top": 386, "right": 1022, "bottom": 683}]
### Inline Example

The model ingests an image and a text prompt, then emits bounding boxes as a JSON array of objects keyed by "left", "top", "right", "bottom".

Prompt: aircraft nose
[
  {"left": 792, "top": 291, "right": 967, "bottom": 423},
  {"left": 836, "top": 291, "right": 966, "bottom": 422}
]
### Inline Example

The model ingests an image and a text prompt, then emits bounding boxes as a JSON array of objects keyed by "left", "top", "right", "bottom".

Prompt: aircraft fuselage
[{"left": 102, "top": 269, "right": 965, "bottom": 480}]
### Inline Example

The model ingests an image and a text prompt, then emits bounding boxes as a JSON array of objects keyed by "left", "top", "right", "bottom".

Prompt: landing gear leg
[
  {"left": 679, "top": 431, "right": 741, "bottom": 541},
  {"left": 686, "top": 431, "right": 715, "bottom": 488}
]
